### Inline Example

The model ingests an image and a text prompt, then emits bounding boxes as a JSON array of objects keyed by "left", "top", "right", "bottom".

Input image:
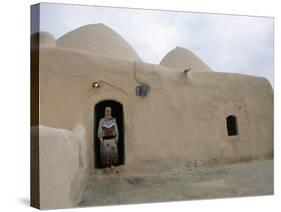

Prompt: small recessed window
[{"left": 226, "top": 115, "right": 238, "bottom": 136}]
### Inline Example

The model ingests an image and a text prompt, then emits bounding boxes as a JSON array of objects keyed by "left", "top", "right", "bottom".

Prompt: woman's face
[{"left": 105, "top": 108, "right": 112, "bottom": 117}]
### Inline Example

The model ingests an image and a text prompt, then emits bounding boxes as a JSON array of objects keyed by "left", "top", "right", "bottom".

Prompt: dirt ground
[{"left": 78, "top": 159, "right": 273, "bottom": 207}]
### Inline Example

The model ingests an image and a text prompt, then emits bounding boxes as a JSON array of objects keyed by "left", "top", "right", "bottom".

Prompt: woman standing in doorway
[{"left": 98, "top": 107, "right": 119, "bottom": 170}]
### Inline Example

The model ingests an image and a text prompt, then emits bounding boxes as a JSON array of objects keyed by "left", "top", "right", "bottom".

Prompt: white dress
[{"left": 98, "top": 117, "right": 119, "bottom": 166}]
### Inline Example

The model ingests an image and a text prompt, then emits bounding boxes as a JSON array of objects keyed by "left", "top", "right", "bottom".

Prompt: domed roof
[
  {"left": 31, "top": 31, "right": 56, "bottom": 48},
  {"left": 39, "top": 31, "right": 56, "bottom": 47},
  {"left": 160, "top": 47, "right": 212, "bottom": 72},
  {"left": 56, "top": 23, "right": 142, "bottom": 61}
]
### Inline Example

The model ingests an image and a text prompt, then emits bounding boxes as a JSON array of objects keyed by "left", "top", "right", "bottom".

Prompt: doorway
[{"left": 94, "top": 100, "right": 125, "bottom": 168}]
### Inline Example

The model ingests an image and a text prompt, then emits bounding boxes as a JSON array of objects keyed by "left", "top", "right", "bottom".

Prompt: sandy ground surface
[{"left": 78, "top": 159, "right": 273, "bottom": 207}]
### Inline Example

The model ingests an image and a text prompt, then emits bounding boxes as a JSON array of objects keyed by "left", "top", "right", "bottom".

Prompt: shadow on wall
[{"left": 94, "top": 100, "right": 125, "bottom": 168}]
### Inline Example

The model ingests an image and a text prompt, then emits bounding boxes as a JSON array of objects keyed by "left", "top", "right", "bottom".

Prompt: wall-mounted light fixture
[
  {"left": 92, "top": 81, "right": 102, "bottom": 88},
  {"left": 184, "top": 68, "right": 191, "bottom": 74},
  {"left": 91, "top": 80, "right": 127, "bottom": 95}
]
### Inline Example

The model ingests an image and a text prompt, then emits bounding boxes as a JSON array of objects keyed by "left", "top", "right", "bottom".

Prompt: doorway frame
[{"left": 93, "top": 99, "right": 125, "bottom": 168}]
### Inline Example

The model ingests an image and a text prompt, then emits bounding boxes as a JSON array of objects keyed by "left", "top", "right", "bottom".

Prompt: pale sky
[{"left": 39, "top": 3, "right": 274, "bottom": 85}]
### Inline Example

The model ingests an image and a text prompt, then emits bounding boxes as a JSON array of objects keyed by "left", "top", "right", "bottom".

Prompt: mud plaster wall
[
  {"left": 39, "top": 46, "right": 273, "bottom": 176},
  {"left": 37, "top": 125, "right": 89, "bottom": 209}
]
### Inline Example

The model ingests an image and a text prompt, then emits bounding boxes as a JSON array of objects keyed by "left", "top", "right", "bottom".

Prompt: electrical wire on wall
[{"left": 133, "top": 61, "right": 150, "bottom": 97}]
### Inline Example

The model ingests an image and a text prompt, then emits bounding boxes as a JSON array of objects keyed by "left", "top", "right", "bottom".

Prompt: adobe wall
[
  {"left": 39, "top": 46, "right": 273, "bottom": 176},
  {"left": 35, "top": 125, "right": 88, "bottom": 209}
]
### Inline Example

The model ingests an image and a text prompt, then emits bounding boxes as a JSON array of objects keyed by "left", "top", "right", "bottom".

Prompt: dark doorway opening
[
  {"left": 94, "top": 100, "right": 125, "bottom": 168},
  {"left": 226, "top": 115, "right": 238, "bottom": 136}
]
